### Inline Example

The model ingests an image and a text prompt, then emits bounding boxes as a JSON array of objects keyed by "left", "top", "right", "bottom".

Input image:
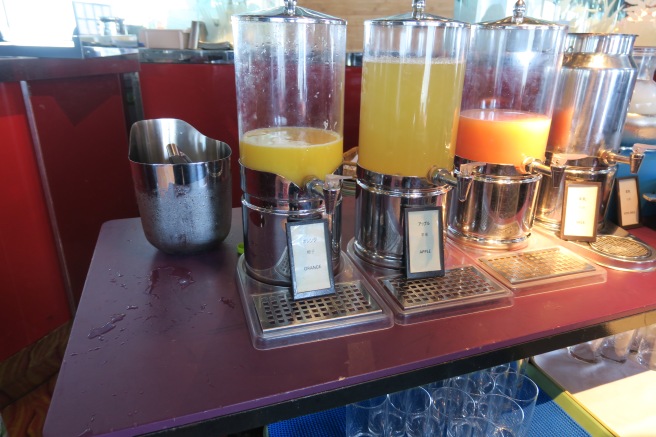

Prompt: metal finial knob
[
  {"left": 284, "top": 0, "right": 297, "bottom": 15},
  {"left": 412, "top": 0, "right": 426, "bottom": 19},
  {"left": 512, "top": 0, "right": 527, "bottom": 24}
]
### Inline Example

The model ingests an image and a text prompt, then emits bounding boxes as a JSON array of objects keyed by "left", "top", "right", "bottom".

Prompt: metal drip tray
[
  {"left": 254, "top": 281, "right": 380, "bottom": 332},
  {"left": 535, "top": 223, "right": 656, "bottom": 272},
  {"left": 479, "top": 247, "right": 596, "bottom": 285},
  {"left": 380, "top": 266, "right": 507, "bottom": 310},
  {"left": 236, "top": 254, "right": 393, "bottom": 349},
  {"left": 589, "top": 235, "right": 653, "bottom": 260}
]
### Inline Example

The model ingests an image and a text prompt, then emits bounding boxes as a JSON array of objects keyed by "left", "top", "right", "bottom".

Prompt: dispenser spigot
[
  {"left": 284, "top": 0, "right": 297, "bottom": 15},
  {"left": 427, "top": 162, "right": 484, "bottom": 202},
  {"left": 523, "top": 157, "right": 566, "bottom": 188},
  {"left": 600, "top": 144, "right": 656, "bottom": 174},
  {"left": 305, "top": 174, "right": 345, "bottom": 216}
]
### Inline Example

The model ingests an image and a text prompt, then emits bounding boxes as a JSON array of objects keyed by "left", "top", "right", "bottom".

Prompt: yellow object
[
  {"left": 358, "top": 58, "right": 466, "bottom": 176},
  {"left": 240, "top": 126, "right": 343, "bottom": 186}
]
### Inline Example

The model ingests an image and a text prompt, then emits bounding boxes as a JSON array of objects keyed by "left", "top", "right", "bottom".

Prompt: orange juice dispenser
[
  {"left": 232, "top": 0, "right": 346, "bottom": 287},
  {"left": 353, "top": 0, "right": 470, "bottom": 268},
  {"left": 445, "top": 0, "right": 567, "bottom": 249}
]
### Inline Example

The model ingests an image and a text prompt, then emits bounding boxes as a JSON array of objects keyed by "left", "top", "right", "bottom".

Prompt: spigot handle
[
  {"left": 284, "top": 0, "right": 297, "bottom": 15},
  {"left": 633, "top": 143, "right": 656, "bottom": 154}
]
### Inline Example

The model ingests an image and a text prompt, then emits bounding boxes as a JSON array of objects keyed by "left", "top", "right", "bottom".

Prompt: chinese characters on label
[
  {"left": 405, "top": 207, "right": 444, "bottom": 279},
  {"left": 561, "top": 182, "right": 600, "bottom": 241},
  {"left": 287, "top": 220, "right": 334, "bottom": 298}
]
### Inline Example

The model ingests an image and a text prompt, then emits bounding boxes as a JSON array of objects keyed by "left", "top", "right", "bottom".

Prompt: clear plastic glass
[
  {"left": 629, "top": 46, "right": 656, "bottom": 116},
  {"left": 357, "top": 14, "right": 469, "bottom": 176},
  {"left": 232, "top": 6, "right": 346, "bottom": 186},
  {"left": 457, "top": 19, "right": 567, "bottom": 168}
]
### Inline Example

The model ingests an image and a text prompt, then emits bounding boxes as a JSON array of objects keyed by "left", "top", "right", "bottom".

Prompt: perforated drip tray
[
  {"left": 476, "top": 245, "right": 606, "bottom": 294},
  {"left": 535, "top": 223, "right": 656, "bottom": 273},
  {"left": 346, "top": 239, "right": 513, "bottom": 324},
  {"left": 380, "top": 266, "right": 508, "bottom": 310},
  {"left": 237, "top": 253, "right": 393, "bottom": 349}
]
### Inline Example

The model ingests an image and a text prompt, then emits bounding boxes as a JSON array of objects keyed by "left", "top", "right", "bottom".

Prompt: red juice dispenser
[{"left": 446, "top": 0, "right": 567, "bottom": 250}]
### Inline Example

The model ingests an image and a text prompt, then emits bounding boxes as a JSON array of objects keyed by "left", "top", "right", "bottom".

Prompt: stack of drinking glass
[
  {"left": 568, "top": 324, "right": 656, "bottom": 368},
  {"left": 346, "top": 361, "right": 538, "bottom": 437}
]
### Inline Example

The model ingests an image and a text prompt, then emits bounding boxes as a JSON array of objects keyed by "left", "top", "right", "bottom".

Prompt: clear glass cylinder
[
  {"left": 629, "top": 46, "right": 656, "bottom": 116},
  {"left": 546, "top": 33, "right": 637, "bottom": 157},
  {"left": 357, "top": 8, "right": 470, "bottom": 177},
  {"left": 232, "top": 2, "right": 346, "bottom": 186},
  {"left": 457, "top": 15, "right": 567, "bottom": 168}
]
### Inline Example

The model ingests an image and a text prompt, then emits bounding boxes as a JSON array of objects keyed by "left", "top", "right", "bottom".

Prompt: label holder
[
  {"left": 286, "top": 218, "right": 335, "bottom": 300},
  {"left": 615, "top": 176, "right": 641, "bottom": 229},
  {"left": 560, "top": 181, "right": 602, "bottom": 242},
  {"left": 403, "top": 206, "right": 445, "bottom": 280}
]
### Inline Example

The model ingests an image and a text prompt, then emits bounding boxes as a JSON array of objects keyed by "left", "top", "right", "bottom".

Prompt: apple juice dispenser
[
  {"left": 536, "top": 33, "right": 644, "bottom": 232},
  {"left": 353, "top": 0, "right": 470, "bottom": 269},
  {"left": 445, "top": 1, "right": 567, "bottom": 249},
  {"left": 232, "top": 1, "right": 346, "bottom": 285}
]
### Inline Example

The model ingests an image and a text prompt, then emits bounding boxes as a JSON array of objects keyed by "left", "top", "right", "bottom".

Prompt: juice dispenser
[
  {"left": 536, "top": 33, "right": 644, "bottom": 232},
  {"left": 444, "top": 0, "right": 567, "bottom": 250},
  {"left": 353, "top": 0, "right": 470, "bottom": 268},
  {"left": 233, "top": 0, "right": 346, "bottom": 286}
]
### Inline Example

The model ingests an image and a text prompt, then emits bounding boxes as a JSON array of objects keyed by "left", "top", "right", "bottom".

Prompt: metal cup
[{"left": 129, "top": 118, "right": 232, "bottom": 254}]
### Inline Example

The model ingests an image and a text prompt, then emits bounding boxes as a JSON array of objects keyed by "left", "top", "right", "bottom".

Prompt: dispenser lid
[
  {"left": 232, "top": 0, "right": 345, "bottom": 25},
  {"left": 480, "top": 0, "right": 565, "bottom": 30},
  {"left": 367, "top": 0, "right": 468, "bottom": 28}
]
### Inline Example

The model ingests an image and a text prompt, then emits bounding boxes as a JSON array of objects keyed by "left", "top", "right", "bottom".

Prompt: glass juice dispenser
[
  {"left": 536, "top": 33, "right": 643, "bottom": 232},
  {"left": 232, "top": 1, "right": 346, "bottom": 286},
  {"left": 446, "top": 1, "right": 567, "bottom": 250},
  {"left": 353, "top": 0, "right": 470, "bottom": 268}
]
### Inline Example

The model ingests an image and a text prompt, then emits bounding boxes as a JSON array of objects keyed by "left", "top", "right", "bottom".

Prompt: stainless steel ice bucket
[
  {"left": 447, "top": 157, "right": 542, "bottom": 250},
  {"left": 536, "top": 155, "right": 617, "bottom": 231},
  {"left": 353, "top": 166, "right": 450, "bottom": 269},
  {"left": 240, "top": 163, "right": 342, "bottom": 286},
  {"left": 129, "top": 119, "right": 232, "bottom": 254}
]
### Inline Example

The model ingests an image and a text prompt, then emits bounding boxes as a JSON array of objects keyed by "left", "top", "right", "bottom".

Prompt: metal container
[
  {"left": 447, "top": 158, "right": 542, "bottom": 250},
  {"left": 232, "top": 1, "right": 346, "bottom": 285},
  {"left": 546, "top": 33, "right": 637, "bottom": 158},
  {"left": 536, "top": 33, "right": 638, "bottom": 231},
  {"left": 353, "top": 0, "right": 469, "bottom": 268},
  {"left": 129, "top": 119, "right": 232, "bottom": 254}
]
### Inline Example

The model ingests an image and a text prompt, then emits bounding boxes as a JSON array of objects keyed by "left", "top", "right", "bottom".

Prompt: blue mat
[{"left": 267, "top": 386, "right": 590, "bottom": 436}]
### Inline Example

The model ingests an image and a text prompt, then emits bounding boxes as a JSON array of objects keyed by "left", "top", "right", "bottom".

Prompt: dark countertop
[
  {"left": 0, "top": 48, "right": 139, "bottom": 82},
  {"left": 43, "top": 197, "right": 656, "bottom": 436}
]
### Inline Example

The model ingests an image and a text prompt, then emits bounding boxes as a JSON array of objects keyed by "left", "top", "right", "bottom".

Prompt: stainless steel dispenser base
[
  {"left": 447, "top": 158, "right": 542, "bottom": 251},
  {"left": 236, "top": 253, "right": 393, "bottom": 349},
  {"left": 354, "top": 166, "right": 450, "bottom": 269}
]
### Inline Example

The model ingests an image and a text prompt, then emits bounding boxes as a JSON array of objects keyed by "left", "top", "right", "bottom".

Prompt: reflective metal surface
[
  {"left": 535, "top": 156, "right": 617, "bottom": 231},
  {"left": 354, "top": 166, "right": 450, "bottom": 269},
  {"left": 447, "top": 157, "right": 542, "bottom": 250},
  {"left": 129, "top": 118, "right": 232, "bottom": 254},
  {"left": 240, "top": 164, "right": 342, "bottom": 286}
]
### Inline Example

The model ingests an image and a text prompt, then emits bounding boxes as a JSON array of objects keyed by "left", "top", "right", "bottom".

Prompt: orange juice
[
  {"left": 358, "top": 58, "right": 466, "bottom": 176},
  {"left": 456, "top": 109, "right": 551, "bottom": 167},
  {"left": 240, "top": 126, "right": 343, "bottom": 186}
]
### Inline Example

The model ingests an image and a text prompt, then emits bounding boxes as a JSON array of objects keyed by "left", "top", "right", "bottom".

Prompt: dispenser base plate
[
  {"left": 346, "top": 239, "right": 513, "bottom": 324},
  {"left": 236, "top": 253, "right": 393, "bottom": 349}
]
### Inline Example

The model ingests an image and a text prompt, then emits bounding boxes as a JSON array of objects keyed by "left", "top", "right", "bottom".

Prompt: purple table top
[{"left": 44, "top": 200, "right": 656, "bottom": 436}]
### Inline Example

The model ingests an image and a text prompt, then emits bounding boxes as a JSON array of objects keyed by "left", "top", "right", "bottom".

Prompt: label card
[
  {"left": 616, "top": 176, "right": 641, "bottom": 229},
  {"left": 404, "top": 206, "right": 445, "bottom": 279},
  {"left": 286, "top": 219, "right": 335, "bottom": 300},
  {"left": 560, "top": 181, "right": 602, "bottom": 242}
]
